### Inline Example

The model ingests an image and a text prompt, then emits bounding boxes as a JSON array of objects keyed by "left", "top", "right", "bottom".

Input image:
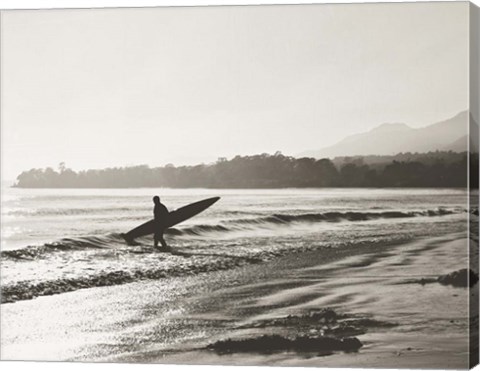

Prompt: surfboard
[{"left": 122, "top": 197, "right": 220, "bottom": 243}]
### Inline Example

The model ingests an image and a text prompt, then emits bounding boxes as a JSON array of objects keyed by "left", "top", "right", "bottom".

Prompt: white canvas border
[{"left": 0, "top": 0, "right": 477, "bottom": 10}]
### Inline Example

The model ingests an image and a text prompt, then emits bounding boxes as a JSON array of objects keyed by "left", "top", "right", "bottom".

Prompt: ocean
[{"left": 0, "top": 187, "right": 470, "bottom": 304}]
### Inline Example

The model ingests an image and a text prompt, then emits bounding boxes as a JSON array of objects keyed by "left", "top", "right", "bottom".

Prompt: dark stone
[
  {"left": 207, "top": 334, "right": 363, "bottom": 354},
  {"left": 438, "top": 269, "right": 479, "bottom": 288}
]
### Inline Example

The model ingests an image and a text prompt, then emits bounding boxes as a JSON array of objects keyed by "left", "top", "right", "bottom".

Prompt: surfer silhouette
[
  {"left": 122, "top": 196, "right": 220, "bottom": 246},
  {"left": 153, "top": 196, "right": 169, "bottom": 250}
]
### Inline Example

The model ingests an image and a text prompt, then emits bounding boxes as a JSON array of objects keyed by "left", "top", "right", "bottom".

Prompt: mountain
[
  {"left": 301, "top": 110, "right": 469, "bottom": 158},
  {"left": 443, "top": 135, "right": 468, "bottom": 152}
]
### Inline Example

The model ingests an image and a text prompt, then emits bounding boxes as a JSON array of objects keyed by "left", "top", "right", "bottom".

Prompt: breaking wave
[
  {"left": 1, "top": 254, "right": 263, "bottom": 303},
  {"left": 0, "top": 234, "right": 125, "bottom": 260},
  {"left": 170, "top": 208, "right": 461, "bottom": 236},
  {"left": 236, "top": 208, "right": 459, "bottom": 224},
  {"left": 2, "top": 208, "right": 461, "bottom": 260}
]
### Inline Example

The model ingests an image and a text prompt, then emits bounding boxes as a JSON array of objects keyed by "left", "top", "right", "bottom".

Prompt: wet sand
[{"left": 1, "top": 232, "right": 473, "bottom": 369}]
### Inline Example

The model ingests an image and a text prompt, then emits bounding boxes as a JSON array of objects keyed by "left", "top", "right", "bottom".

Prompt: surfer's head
[{"left": 153, "top": 196, "right": 160, "bottom": 204}]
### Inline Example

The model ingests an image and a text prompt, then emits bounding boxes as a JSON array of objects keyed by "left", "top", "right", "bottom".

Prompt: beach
[
  {"left": 1, "top": 188, "right": 476, "bottom": 368},
  {"left": 1, "top": 232, "right": 475, "bottom": 368}
]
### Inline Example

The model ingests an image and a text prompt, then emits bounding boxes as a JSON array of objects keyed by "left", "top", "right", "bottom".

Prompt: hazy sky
[{"left": 1, "top": 2, "right": 469, "bottom": 180}]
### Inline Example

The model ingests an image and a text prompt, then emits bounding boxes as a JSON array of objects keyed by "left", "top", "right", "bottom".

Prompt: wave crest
[
  {"left": 170, "top": 208, "right": 461, "bottom": 236},
  {"left": 1, "top": 234, "right": 124, "bottom": 260}
]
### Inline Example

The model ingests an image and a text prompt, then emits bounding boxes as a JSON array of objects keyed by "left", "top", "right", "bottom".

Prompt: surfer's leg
[
  {"left": 153, "top": 231, "right": 159, "bottom": 248},
  {"left": 153, "top": 228, "right": 168, "bottom": 251},
  {"left": 159, "top": 233, "right": 168, "bottom": 249}
]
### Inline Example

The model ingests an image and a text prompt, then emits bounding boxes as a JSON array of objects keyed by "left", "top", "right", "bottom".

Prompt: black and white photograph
[{"left": 0, "top": 1, "right": 479, "bottom": 369}]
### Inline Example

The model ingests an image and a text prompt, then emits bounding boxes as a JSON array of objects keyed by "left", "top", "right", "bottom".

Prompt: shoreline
[
  {"left": 139, "top": 233, "right": 471, "bottom": 369},
  {"left": 0, "top": 239, "right": 399, "bottom": 361},
  {"left": 1, "top": 231, "right": 473, "bottom": 368}
]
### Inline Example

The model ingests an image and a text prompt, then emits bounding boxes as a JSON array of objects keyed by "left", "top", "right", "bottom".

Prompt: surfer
[
  {"left": 122, "top": 197, "right": 220, "bottom": 246},
  {"left": 153, "top": 196, "right": 169, "bottom": 250}
]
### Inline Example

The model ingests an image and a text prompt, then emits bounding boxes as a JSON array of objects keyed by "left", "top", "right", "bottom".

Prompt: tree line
[{"left": 13, "top": 151, "right": 479, "bottom": 188}]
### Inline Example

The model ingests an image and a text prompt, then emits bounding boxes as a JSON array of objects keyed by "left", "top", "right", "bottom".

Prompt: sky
[{"left": 0, "top": 2, "right": 469, "bottom": 180}]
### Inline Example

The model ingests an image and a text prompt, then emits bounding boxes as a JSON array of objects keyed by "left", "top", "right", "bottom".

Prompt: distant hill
[
  {"left": 301, "top": 111, "right": 469, "bottom": 158},
  {"left": 444, "top": 135, "right": 468, "bottom": 152}
]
